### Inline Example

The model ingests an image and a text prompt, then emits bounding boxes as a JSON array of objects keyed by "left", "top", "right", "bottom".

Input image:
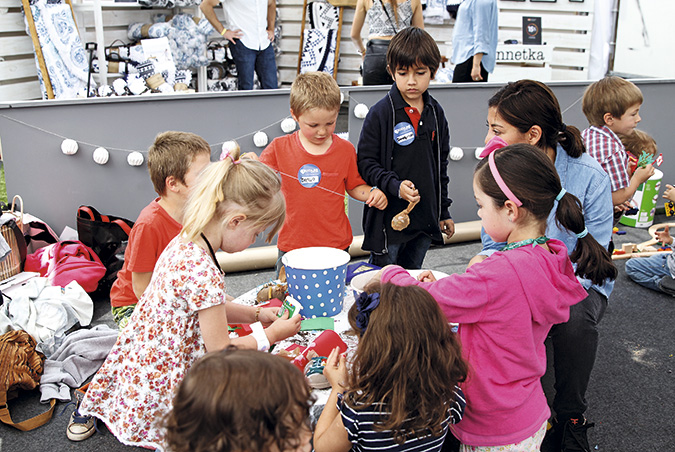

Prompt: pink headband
[
  {"left": 479, "top": 136, "right": 509, "bottom": 158},
  {"left": 487, "top": 148, "right": 523, "bottom": 207}
]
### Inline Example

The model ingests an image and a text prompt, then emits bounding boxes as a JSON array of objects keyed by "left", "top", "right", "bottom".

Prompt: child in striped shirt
[{"left": 314, "top": 282, "right": 467, "bottom": 452}]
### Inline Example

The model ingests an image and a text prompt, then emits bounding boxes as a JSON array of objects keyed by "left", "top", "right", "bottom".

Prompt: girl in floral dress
[{"left": 79, "top": 149, "right": 302, "bottom": 450}]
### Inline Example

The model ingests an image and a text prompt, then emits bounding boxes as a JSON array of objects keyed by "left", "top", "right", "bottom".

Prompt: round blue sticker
[
  {"left": 298, "top": 164, "right": 321, "bottom": 188},
  {"left": 393, "top": 122, "right": 415, "bottom": 146}
]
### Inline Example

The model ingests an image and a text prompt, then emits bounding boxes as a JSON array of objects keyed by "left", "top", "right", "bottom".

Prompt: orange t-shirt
[
  {"left": 260, "top": 132, "right": 366, "bottom": 252},
  {"left": 110, "top": 199, "right": 182, "bottom": 307}
]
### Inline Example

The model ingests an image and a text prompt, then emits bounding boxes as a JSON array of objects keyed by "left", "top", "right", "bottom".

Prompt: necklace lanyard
[
  {"left": 200, "top": 233, "right": 224, "bottom": 275},
  {"left": 500, "top": 235, "right": 548, "bottom": 252}
]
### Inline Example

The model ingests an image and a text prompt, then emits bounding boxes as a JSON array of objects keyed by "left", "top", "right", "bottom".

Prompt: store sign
[{"left": 496, "top": 45, "right": 552, "bottom": 64}]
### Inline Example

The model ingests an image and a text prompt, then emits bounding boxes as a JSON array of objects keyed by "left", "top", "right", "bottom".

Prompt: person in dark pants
[
  {"left": 450, "top": 0, "right": 498, "bottom": 83},
  {"left": 351, "top": 0, "right": 424, "bottom": 85},
  {"left": 466, "top": 80, "right": 616, "bottom": 452},
  {"left": 200, "top": 0, "right": 278, "bottom": 90}
]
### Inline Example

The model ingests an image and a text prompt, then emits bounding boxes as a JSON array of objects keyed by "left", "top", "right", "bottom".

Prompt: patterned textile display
[
  {"left": 138, "top": 0, "right": 199, "bottom": 7},
  {"left": 300, "top": 28, "right": 336, "bottom": 75},
  {"left": 24, "top": 0, "right": 90, "bottom": 99},
  {"left": 308, "top": 1, "right": 340, "bottom": 29}
]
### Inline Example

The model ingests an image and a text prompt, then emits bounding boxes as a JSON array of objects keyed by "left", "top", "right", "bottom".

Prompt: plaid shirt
[{"left": 582, "top": 125, "right": 630, "bottom": 192}]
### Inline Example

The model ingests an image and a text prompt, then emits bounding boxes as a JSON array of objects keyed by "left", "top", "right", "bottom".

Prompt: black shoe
[
  {"left": 560, "top": 417, "right": 595, "bottom": 452},
  {"left": 541, "top": 420, "right": 562, "bottom": 452},
  {"left": 658, "top": 276, "right": 675, "bottom": 296}
]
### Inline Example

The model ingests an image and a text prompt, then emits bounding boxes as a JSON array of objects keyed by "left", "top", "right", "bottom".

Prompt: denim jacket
[{"left": 480, "top": 145, "right": 615, "bottom": 299}]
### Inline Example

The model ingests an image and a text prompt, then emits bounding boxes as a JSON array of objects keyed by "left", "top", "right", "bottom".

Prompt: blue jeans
[
  {"left": 624, "top": 252, "right": 671, "bottom": 293},
  {"left": 230, "top": 40, "right": 278, "bottom": 90},
  {"left": 547, "top": 288, "right": 607, "bottom": 421},
  {"left": 369, "top": 234, "right": 432, "bottom": 269}
]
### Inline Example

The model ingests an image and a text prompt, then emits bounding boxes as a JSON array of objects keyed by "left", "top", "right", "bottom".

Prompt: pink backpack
[{"left": 24, "top": 241, "right": 106, "bottom": 292}]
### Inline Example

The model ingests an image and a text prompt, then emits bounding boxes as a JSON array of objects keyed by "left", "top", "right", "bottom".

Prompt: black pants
[
  {"left": 452, "top": 56, "right": 489, "bottom": 83},
  {"left": 546, "top": 287, "right": 608, "bottom": 421},
  {"left": 362, "top": 39, "right": 393, "bottom": 86}
]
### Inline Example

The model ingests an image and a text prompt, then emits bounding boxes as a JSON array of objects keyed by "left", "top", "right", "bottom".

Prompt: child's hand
[
  {"left": 258, "top": 307, "right": 280, "bottom": 326},
  {"left": 664, "top": 184, "right": 675, "bottom": 202},
  {"left": 399, "top": 180, "right": 420, "bottom": 203},
  {"left": 323, "top": 347, "right": 348, "bottom": 390},
  {"left": 366, "top": 188, "right": 388, "bottom": 210},
  {"left": 440, "top": 219, "right": 455, "bottom": 238},
  {"left": 655, "top": 225, "right": 673, "bottom": 245},
  {"left": 267, "top": 311, "right": 302, "bottom": 342},
  {"left": 615, "top": 201, "right": 635, "bottom": 212},
  {"left": 417, "top": 270, "right": 436, "bottom": 282},
  {"left": 633, "top": 164, "right": 655, "bottom": 185}
]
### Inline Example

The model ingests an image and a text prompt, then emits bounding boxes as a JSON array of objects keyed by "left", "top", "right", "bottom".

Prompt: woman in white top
[{"left": 351, "top": 0, "right": 424, "bottom": 85}]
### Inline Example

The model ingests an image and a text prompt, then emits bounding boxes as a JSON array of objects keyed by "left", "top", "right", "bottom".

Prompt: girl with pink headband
[{"left": 378, "top": 143, "right": 616, "bottom": 451}]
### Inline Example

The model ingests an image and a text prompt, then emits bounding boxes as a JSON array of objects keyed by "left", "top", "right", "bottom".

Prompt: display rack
[{"left": 70, "top": 0, "right": 207, "bottom": 90}]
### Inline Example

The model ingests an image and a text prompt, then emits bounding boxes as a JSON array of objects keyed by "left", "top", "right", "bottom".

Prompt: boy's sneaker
[
  {"left": 66, "top": 385, "right": 96, "bottom": 441},
  {"left": 304, "top": 356, "right": 331, "bottom": 390},
  {"left": 658, "top": 276, "right": 675, "bottom": 296},
  {"left": 560, "top": 416, "right": 595, "bottom": 452}
]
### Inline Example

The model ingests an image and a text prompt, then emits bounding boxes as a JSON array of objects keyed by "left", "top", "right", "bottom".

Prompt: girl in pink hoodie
[{"left": 381, "top": 143, "right": 616, "bottom": 451}]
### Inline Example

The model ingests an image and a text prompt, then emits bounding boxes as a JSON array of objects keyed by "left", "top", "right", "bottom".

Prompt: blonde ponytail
[{"left": 182, "top": 148, "right": 285, "bottom": 243}]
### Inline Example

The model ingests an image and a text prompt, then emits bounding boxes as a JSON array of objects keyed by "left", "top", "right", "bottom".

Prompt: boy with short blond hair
[
  {"left": 259, "top": 72, "right": 387, "bottom": 270},
  {"left": 581, "top": 76, "right": 654, "bottom": 209},
  {"left": 110, "top": 131, "right": 211, "bottom": 328},
  {"left": 357, "top": 27, "right": 454, "bottom": 269}
]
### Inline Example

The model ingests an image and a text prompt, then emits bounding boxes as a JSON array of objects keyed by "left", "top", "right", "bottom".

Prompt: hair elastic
[
  {"left": 556, "top": 188, "right": 567, "bottom": 201},
  {"left": 354, "top": 292, "right": 380, "bottom": 334},
  {"left": 576, "top": 228, "right": 589, "bottom": 239},
  {"left": 560, "top": 123, "right": 567, "bottom": 133},
  {"left": 488, "top": 151, "right": 523, "bottom": 207},
  {"left": 219, "top": 151, "right": 240, "bottom": 164}
]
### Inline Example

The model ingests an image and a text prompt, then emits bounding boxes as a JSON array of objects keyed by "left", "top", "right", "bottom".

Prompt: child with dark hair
[
  {"left": 473, "top": 79, "right": 616, "bottom": 451},
  {"left": 164, "top": 348, "right": 314, "bottom": 452},
  {"left": 357, "top": 26, "right": 454, "bottom": 269},
  {"left": 382, "top": 144, "right": 616, "bottom": 451},
  {"left": 314, "top": 282, "right": 467, "bottom": 452}
]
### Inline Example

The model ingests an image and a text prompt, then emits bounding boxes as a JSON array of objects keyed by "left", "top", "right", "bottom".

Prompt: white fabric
[
  {"left": 588, "top": 0, "right": 616, "bottom": 79},
  {"left": 0, "top": 277, "right": 93, "bottom": 356},
  {"left": 221, "top": 0, "right": 271, "bottom": 51},
  {"left": 25, "top": 0, "right": 90, "bottom": 99},
  {"left": 300, "top": 28, "right": 336, "bottom": 75}
]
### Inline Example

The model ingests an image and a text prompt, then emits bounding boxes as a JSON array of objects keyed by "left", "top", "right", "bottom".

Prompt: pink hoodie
[{"left": 382, "top": 239, "right": 588, "bottom": 447}]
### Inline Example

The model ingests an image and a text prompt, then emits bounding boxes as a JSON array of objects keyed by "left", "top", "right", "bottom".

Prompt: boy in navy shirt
[{"left": 357, "top": 27, "right": 454, "bottom": 269}]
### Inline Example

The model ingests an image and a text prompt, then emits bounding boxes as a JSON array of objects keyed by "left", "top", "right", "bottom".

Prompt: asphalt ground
[{"left": 1, "top": 215, "right": 673, "bottom": 451}]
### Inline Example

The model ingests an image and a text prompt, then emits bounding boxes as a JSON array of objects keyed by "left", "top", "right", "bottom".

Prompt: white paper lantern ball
[
  {"left": 280, "top": 117, "right": 296, "bottom": 133},
  {"left": 220, "top": 140, "right": 240, "bottom": 160},
  {"left": 127, "top": 75, "right": 147, "bottom": 95},
  {"left": 97, "top": 84, "right": 113, "bottom": 97},
  {"left": 93, "top": 147, "right": 110, "bottom": 165},
  {"left": 127, "top": 151, "right": 144, "bottom": 166},
  {"left": 354, "top": 103, "right": 369, "bottom": 119},
  {"left": 61, "top": 139, "right": 78, "bottom": 155},
  {"left": 475, "top": 147, "right": 485, "bottom": 160},
  {"left": 112, "top": 78, "right": 128, "bottom": 96},
  {"left": 253, "top": 131, "right": 269, "bottom": 148},
  {"left": 449, "top": 147, "right": 464, "bottom": 161}
]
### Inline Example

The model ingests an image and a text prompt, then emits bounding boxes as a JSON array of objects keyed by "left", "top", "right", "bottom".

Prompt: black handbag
[{"left": 76, "top": 206, "right": 134, "bottom": 292}]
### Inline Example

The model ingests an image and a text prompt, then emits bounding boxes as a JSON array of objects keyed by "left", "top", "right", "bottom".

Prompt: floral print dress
[{"left": 80, "top": 237, "right": 225, "bottom": 451}]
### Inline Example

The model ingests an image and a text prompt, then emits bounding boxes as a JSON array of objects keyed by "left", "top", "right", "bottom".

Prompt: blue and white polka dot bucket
[{"left": 282, "top": 247, "right": 350, "bottom": 318}]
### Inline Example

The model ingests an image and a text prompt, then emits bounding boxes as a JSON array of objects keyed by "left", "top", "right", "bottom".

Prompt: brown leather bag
[{"left": 0, "top": 330, "right": 56, "bottom": 431}]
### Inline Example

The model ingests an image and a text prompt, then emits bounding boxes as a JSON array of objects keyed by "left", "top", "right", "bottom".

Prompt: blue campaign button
[
  {"left": 298, "top": 164, "right": 322, "bottom": 188},
  {"left": 393, "top": 122, "right": 415, "bottom": 146}
]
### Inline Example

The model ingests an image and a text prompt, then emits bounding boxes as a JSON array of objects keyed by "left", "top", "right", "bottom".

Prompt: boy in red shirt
[
  {"left": 110, "top": 131, "right": 211, "bottom": 328},
  {"left": 258, "top": 72, "right": 387, "bottom": 273}
]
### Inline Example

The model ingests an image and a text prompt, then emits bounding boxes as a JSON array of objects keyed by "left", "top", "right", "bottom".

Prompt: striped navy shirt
[{"left": 337, "top": 387, "right": 466, "bottom": 451}]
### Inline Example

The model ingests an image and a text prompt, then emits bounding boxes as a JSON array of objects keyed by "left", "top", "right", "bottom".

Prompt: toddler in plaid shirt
[{"left": 581, "top": 76, "right": 654, "bottom": 215}]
